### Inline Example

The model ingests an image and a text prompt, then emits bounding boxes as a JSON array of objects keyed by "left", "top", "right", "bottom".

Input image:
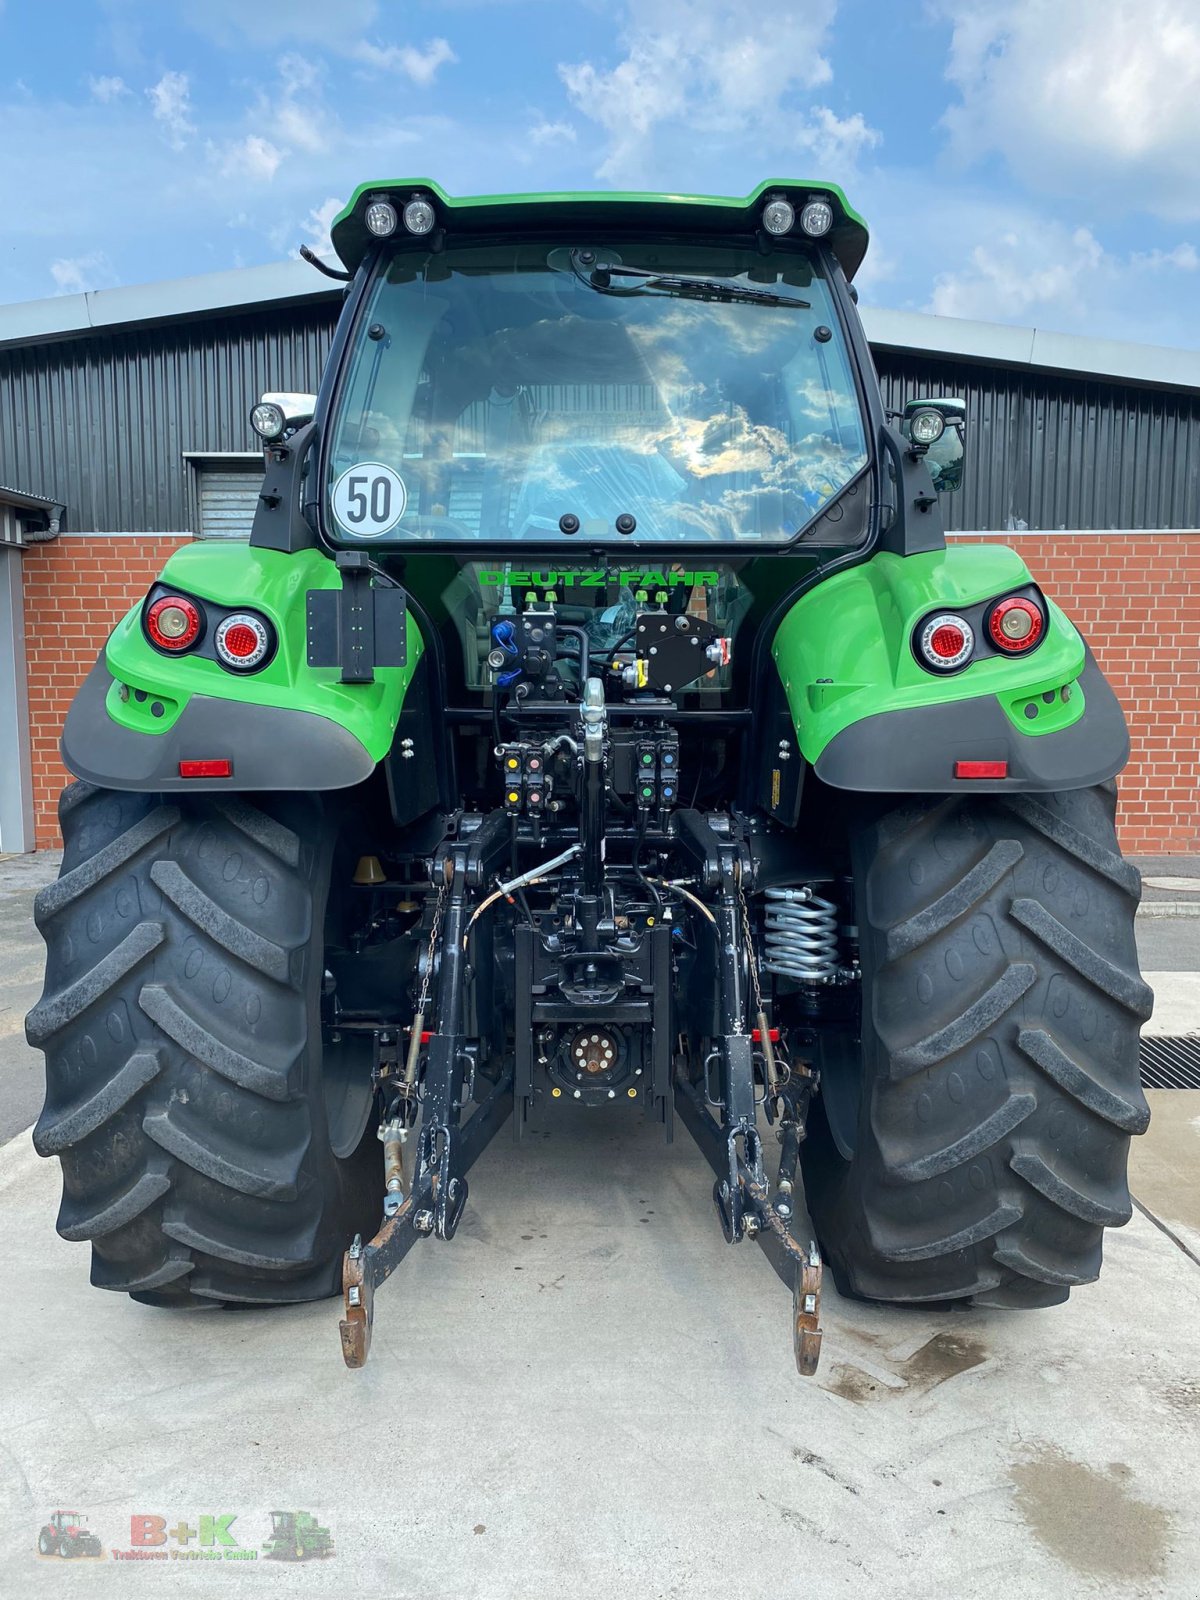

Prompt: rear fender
[
  {"left": 770, "top": 545, "right": 1128, "bottom": 794},
  {"left": 61, "top": 544, "right": 423, "bottom": 792}
]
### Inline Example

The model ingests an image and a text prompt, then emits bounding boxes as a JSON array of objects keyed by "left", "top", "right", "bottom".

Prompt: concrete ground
[{"left": 1, "top": 851, "right": 1198, "bottom": 1598}]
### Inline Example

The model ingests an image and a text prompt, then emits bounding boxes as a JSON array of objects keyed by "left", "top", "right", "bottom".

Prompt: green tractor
[
  {"left": 26, "top": 181, "right": 1151, "bottom": 1373},
  {"left": 263, "top": 1511, "right": 334, "bottom": 1561}
]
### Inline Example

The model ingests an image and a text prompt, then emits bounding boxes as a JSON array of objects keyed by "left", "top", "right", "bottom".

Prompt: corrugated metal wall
[
  {"left": 873, "top": 350, "right": 1200, "bottom": 531},
  {"left": 2, "top": 296, "right": 1198, "bottom": 532},
  {"left": 0, "top": 301, "right": 335, "bottom": 532}
]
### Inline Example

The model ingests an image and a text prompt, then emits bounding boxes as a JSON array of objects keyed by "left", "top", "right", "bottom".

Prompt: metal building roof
[{"left": 0, "top": 259, "right": 1198, "bottom": 393}]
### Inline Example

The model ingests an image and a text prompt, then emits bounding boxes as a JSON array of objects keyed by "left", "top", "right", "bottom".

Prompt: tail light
[
  {"left": 916, "top": 612, "right": 974, "bottom": 672},
  {"left": 988, "top": 596, "right": 1044, "bottom": 653},
  {"left": 214, "top": 612, "right": 272, "bottom": 671},
  {"left": 145, "top": 595, "right": 202, "bottom": 652}
]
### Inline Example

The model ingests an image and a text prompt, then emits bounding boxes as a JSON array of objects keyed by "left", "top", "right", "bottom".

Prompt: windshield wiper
[{"left": 571, "top": 254, "right": 809, "bottom": 309}]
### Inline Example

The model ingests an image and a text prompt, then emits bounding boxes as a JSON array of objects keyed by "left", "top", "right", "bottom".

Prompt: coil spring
[{"left": 761, "top": 887, "right": 839, "bottom": 983}]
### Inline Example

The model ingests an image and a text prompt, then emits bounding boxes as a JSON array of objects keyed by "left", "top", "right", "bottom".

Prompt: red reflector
[
  {"left": 178, "top": 759, "right": 233, "bottom": 778},
  {"left": 954, "top": 760, "right": 1008, "bottom": 780},
  {"left": 751, "top": 1028, "right": 781, "bottom": 1042}
]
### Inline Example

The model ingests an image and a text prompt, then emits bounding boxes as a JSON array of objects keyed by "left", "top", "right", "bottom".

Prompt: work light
[
  {"left": 800, "top": 198, "right": 834, "bottom": 237},
  {"left": 762, "top": 198, "right": 795, "bottom": 236},
  {"left": 250, "top": 400, "right": 286, "bottom": 441},
  {"left": 908, "top": 407, "right": 946, "bottom": 447},
  {"left": 365, "top": 199, "right": 399, "bottom": 237},
  {"left": 403, "top": 197, "right": 436, "bottom": 235}
]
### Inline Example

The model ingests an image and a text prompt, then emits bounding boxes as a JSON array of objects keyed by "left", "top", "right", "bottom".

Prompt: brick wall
[
  {"left": 951, "top": 532, "right": 1200, "bottom": 854},
  {"left": 19, "top": 530, "right": 1200, "bottom": 854},
  {"left": 22, "top": 535, "right": 191, "bottom": 849}
]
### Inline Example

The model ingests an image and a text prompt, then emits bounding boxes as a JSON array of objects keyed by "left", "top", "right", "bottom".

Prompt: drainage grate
[{"left": 1140, "top": 1035, "right": 1200, "bottom": 1089}]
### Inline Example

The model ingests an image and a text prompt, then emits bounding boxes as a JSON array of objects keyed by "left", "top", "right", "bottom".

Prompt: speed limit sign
[{"left": 331, "top": 462, "right": 407, "bottom": 538}]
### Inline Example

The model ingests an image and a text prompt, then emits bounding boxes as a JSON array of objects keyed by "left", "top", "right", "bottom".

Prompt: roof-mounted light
[
  {"left": 365, "top": 199, "right": 399, "bottom": 237},
  {"left": 761, "top": 198, "right": 795, "bottom": 236},
  {"left": 799, "top": 197, "right": 834, "bottom": 238},
  {"left": 402, "top": 196, "right": 436, "bottom": 236}
]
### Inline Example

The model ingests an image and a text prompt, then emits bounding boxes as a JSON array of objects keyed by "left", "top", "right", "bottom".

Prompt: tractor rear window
[{"left": 324, "top": 240, "right": 869, "bottom": 545}]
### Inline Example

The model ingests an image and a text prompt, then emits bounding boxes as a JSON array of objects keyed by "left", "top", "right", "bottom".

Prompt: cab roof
[{"left": 330, "top": 179, "right": 869, "bottom": 281}]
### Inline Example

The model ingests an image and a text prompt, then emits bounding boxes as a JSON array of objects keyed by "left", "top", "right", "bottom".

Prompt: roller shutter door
[{"left": 198, "top": 469, "right": 262, "bottom": 539}]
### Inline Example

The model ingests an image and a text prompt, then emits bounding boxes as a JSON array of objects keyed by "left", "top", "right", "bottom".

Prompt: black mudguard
[
  {"left": 814, "top": 647, "right": 1129, "bottom": 793},
  {"left": 61, "top": 654, "right": 376, "bottom": 792}
]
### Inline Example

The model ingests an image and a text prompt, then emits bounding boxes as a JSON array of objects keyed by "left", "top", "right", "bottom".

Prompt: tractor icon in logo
[
  {"left": 37, "top": 1511, "right": 102, "bottom": 1558},
  {"left": 263, "top": 1511, "right": 334, "bottom": 1561}
]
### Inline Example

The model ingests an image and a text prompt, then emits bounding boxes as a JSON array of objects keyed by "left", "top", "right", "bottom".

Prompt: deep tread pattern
[
  {"left": 871, "top": 1203, "right": 1021, "bottom": 1262},
  {"left": 889, "top": 963, "right": 1037, "bottom": 1078},
  {"left": 143, "top": 1105, "right": 307, "bottom": 1200},
  {"left": 1010, "top": 1150, "right": 1132, "bottom": 1227},
  {"left": 886, "top": 839, "right": 1024, "bottom": 960},
  {"left": 57, "top": 1160, "right": 172, "bottom": 1241},
  {"left": 27, "top": 784, "right": 377, "bottom": 1308},
  {"left": 1017, "top": 1027, "right": 1150, "bottom": 1134},
  {"left": 162, "top": 1208, "right": 319, "bottom": 1271},
  {"left": 803, "top": 784, "right": 1151, "bottom": 1311},
  {"left": 213, "top": 798, "right": 301, "bottom": 867},
  {"left": 91, "top": 1249, "right": 194, "bottom": 1294},
  {"left": 150, "top": 861, "right": 291, "bottom": 982},
  {"left": 138, "top": 984, "right": 295, "bottom": 1101},
  {"left": 1010, "top": 897, "right": 1154, "bottom": 1017},
  {"left": 26, "top": 922, "right": 165, "bottom": 1044},
  {"left": 32, "top": 1048, "right": 164, "bottom": 1156},
  {"left": 891, "top": 1093, "right": 1036, "bottom": 1182},
  {"left": 33, "top": 806, "right": 180, "bottom": 921}
]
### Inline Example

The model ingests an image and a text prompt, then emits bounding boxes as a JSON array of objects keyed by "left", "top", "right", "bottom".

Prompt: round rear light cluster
[
  {"left": 917, "top": 613, "right": 974, "bottom": 672},
  {"left": 146, "top": 595, "right": 201, "bottom": 652},
  {"left": 214, "top": 613, "right": 271, "bottom": 670},
  {"left": 988, "top": 596, "right": 1044, "bottom": 653}
]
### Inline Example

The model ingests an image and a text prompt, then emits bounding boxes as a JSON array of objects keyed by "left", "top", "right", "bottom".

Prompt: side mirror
[
  {"left": 902, "top": 397, "right": 966, "bottom": 494},
  {"left": 249, "top": 391, "right": 318, "bottom": 444}
]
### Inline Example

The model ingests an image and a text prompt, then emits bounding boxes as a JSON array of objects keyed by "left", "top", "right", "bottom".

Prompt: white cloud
[
  {"left": 934, "top": 0, "right": 1200, "bottom": 220},
  {"left": 302, "top": 196, "right": 345, "bottom": 260},
  {"left": 217, "top": 134, "right": 284, "bottom": 182},
  {"left": 1134, "top": 242, "right": 1199, "bottom": 271},
  {"left": 264, "top": 54, "right": 332, "bottom": 155},
  {"left": 146, "top": 70, "right": 195, "bottom": 148},
  {"left": 529, "top": 119, "right": 577, "bottom": 147},
  {"left": 796, "top": 107, "right": 881, "bottom": 169},
  {"left": 49, "top": 251, "right": 117, "bottom": 295},
  {"left": 89, "top": 75, "right": 128, "bottom": 103},
  {"left": 352, "top": 37, "right": 457, "bottom": 85},
  {"left": 560, "top": 0, "right": 876, "bottom": 184},
  {"left": 929, "top": 223, "right": 1106, "bottom": 323}
]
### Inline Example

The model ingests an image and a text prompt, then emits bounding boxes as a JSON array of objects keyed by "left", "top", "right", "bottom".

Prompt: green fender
[
  {"left": 61, "top": 544, "right": 424, "bottom": 792},
  {"left": 770, "top": 546, "right": 1129, "bottom": 792}
]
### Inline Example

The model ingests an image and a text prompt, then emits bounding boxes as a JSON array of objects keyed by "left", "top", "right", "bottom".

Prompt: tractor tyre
[
  {"left": 37, "top": 1531, "right": 58, "bottom": 1556},
  {"left": 802, "top": 784, "right": 1153, "bottom": 1308},
  {"left": 27, "top": 783, "right": 379, "bottom": 1307}
]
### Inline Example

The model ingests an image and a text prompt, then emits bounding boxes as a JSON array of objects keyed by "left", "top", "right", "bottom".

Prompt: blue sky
[{"left": 1, "top": 0, "right": 1198, "bottom": 348}]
